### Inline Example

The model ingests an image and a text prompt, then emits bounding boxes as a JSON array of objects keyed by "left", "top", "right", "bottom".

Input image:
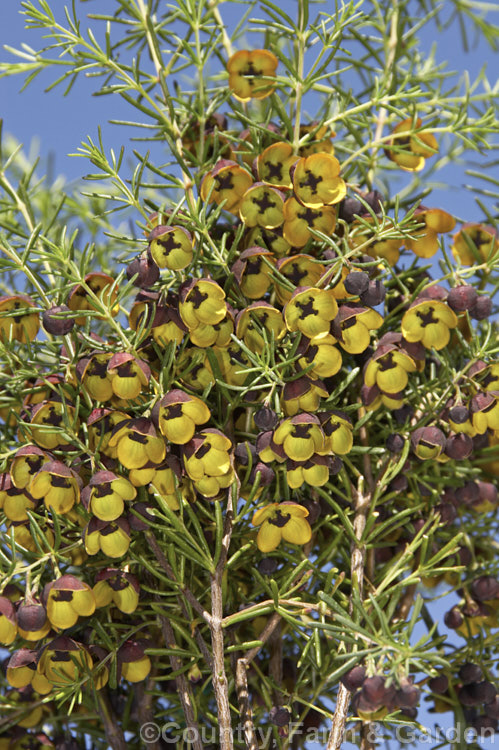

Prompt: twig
[
  {"left": 236, "top": 659, "right": 259, "bottom": 750},
  {"left": 159, "top": 614, "right": 204, "bottom": 750},
  {"left": 97, "top": 690, "right": 128, "bottom": 750},
  {"left": 135, "top": 679, "right": 160, "bottom": 750},
  {"left": 209, "top": 492, "right": 235, "bottom": 750},
  {"left": 244, "top": 611, "right": 283, "bottom": 664},
  {"left": 269, "top": 620, "right": 283, "bottom": 707}
]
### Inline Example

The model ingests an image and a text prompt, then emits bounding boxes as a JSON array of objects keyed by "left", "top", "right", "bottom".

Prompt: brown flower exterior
[
  {"left": 129, "top": 291, "right": 187, "bottom": 347},
  {"left": 84, "top": 517, "right": 131, "bottom": 558},
  {"left": 363, "top": 344, "right": 417, "bottom": 394},
  {"left": 451, "top": 223, "right": 499, "bottom": 266},
  {"left": 0, "top": 295, "right": 39, "bottom": 344},
  {"left": 6, "top": 649, "right": 52, "bottom": 694},
  {"left": 292, "top": 153, "right": 346, "bottom": 208},
  {"left": 118, "top": 639, "right": 152, "bottom": 683},
  {"left": 404, "top": 208, "right": 456, "bottom": 258},
  {"left": 27, "top": 400, "right": 79, "bottom": 450},
  {"left": 148, "top": 225, "right": 194, "bottom": 270},
  {"left": 82, "top": 470, "right": 137, "bottom": 522},
  {"left": 227, "top": 49, "right": 278, "bottom": 101},
  {"left": 200, "top": 160, "right": 253, "bottom": 215},
  {"left": 0, "top": 596, "right": 17, "bottom": 645},
  {"left": 37, "top": 636, "right": 93, "bottom": 687},
  {"left": 0, "top": 474, "right": 38, "bottom": 522},
  {"left": 9, "top": 445, "right": 49, "bottom": 489},
  {"left": 273, "top": 414, "right": 327, "bottom": 462},
  {"left": 386, "top": 117, "right": 438, "bottom": 171},
  {"left": 16, "top": 600, "right": 51, "bottom": 641},
  {"left": 178, "top": 278, "right": 227, "bottom": 332},
  {"left": 281, "top": 377, "right": 328, "bottom": 417},
  {"left": 297, "top": 335, "right": 343, "bottom": 379},
  {"left": 183, "top": 429, "right": 234, "bottom": 498},
  {"left": 252, "top": 501, "right": 312, "bottom": 552},
  {"left": 286, "top": 455, "right": 331, "bottom": 489}
]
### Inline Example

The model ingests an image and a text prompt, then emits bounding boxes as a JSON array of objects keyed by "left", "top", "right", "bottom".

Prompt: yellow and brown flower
[
  {"left": 284, "top": 287, "right": 338, "bottom": 339},
  {"left": 200, "top": 160, "right": 253, "bottom": 215},
  {"left": 16, "top": 600, "right": 51, "bottom": 642},
  {"left": 227, "top": 49, "right": 278, "bottom": 101},
  {"left": 451, "top": 223, "right": 499, "bottom": 266},
  {"left": 363, "top": 344, "right": 417, "bottom": 393},
  {"left": 82, "top": 470, "right": 137, "bottom": 522},
  {"left": 286, "top": 454, "right": 330, "bottom": 489},
  {"left": 281, "top": 377, "right": 328, "bottom": 416},
  {"left": 319, "top": 411, "right": 354, "bottom": 455},
  {"left": 43, "top": 575, "right": 96, "bottom": 630},
  {"left": 292, "top": 153, "right": 346, "bottom": 208},
  {"left": 118, "top": 639, "right": 151, "bottom": 682},
  {"left": 386, "top": 117, "right": 438, "bottom": 172},
  {"left": 0, "top": 596, "right": 17, "bottom": 645},
  {"left": 0, "top": 295, "right": 39, "bottom": 344},
  {"left": 93, "top": 569, "right": 140, "bottom": 613},
  {"left": 108, "top": 417, "right": 166, "bottom": 470},
  {"left": 84, "top": 517, "right": 131, "bottom": 558},
  {"left": 67, "top": 272, "right": 119, "bottom": 325},
  {"left": 256, "top": 141, "right": 298, "bottom": 189},
  {"left": 298, "top": 123, "right": 336, "bottom": 156},
  {"left": 404, "top": 207, "right": 456, "bottom": 258},
  {"left": 29, "top": 461, "right": 82, "bottom": 515},
  {"left": 183, "top": 429, "right": 234, "bottom": 498},
  {"left": 297, "top": 335, "right": 342, "bottom": 379},
  {"left": 37, "top": 636, "right": 92, "bottom": 687},
  {"left": 411, "top": 426, "right": 447, "bottom": 460},
  {"left": 235, "top": 302, "right": 286, "bottom": 354},
  {"left": 148, "top": 225, "right": 194, "bottom": 270},
  {"left": 6, "top": 649, "right": 52, "bottom": 694},
  {"left": 239, "top": 183, "right": 285, "bottom": 229},
  {"left": 9, "top": 445, "right": 49, "bottom": 489},
  {"left": 273, "top": 414, "right": 326, "bottom": 462},
  {"left": 252, "top": 501, "right": 312, "bottom": 552},
  {"left": 26, "top": 399, "right": 79, "bottom": 450},
  {"left": 282, "top": 197, "right": 336, "bottom": 248},
  {"left": 332, "top": 305, "right": 383, "bottom": 354},
  {"left": 401, "top": 299, "right": 457, "bottom": 350},
  {"left": 232, "top": 246, "right": 276, "bottom": 299},
  {"left": 179, "top": 278, "right": 227, "bottom": 332},
  {"left": 274, "top": 255, "right": 326, "bottom": 304},
  {"left": 0, "top": 474, "right": 38, "bottom": 522},
  {"left": 471, "top": 392, "right": 499, "bottom": 434},
  {"left": 155, "top": 389, "right": 211, "bottom": 445}
]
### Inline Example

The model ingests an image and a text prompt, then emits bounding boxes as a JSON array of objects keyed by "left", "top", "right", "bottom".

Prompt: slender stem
[
  {"left": 209, "top": 488, "right": 235, "bottom": 750},
  {"left": 159, "top": 614, "right": 205, "bottom": 750},
  {"left": 236, "top": 659, "right": 258, "bottom": 750},
  {"left": 96, "top": 691, "right": 128, "bottom": 750}
]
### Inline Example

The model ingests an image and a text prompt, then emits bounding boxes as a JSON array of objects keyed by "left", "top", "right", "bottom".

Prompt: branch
[{"left": 236, "top": 658, "right": 259, "bottom": 750}]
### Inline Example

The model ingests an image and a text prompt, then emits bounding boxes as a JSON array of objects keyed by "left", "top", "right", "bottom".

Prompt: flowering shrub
[{"left": 0, "top": 1, "right": 498, "bottom": 749}]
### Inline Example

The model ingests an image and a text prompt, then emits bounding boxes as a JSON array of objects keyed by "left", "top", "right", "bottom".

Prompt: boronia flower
[
  {"left": 37, "top": 636, "right": 93, "bottom": 687},
  {"left": 82, "top": 470, "right": 137, "bottom": 522},
  {"left": 0, "top": 294, "right": 39, "bottom": 344},
  {"left": 332, "top": 305, "right": 383, "bottom": 354},
  {"left": 274, "top": 255, "right": 326, "bottom": 305},
  {"left": 155, "top": 389, "right": 211, "bottom": 445},
  {"left": 363, "top": 344, "right": 417, "bottom": 394},
  {"left": 93, "top": 569, "right": 140, "bottom": 614},
  {"left": 183, "top": 429, "right": 234, "bottom": 498},
  {"left": 118, "top": 640, "right": 152, "bottom": 683},
  {"left": 386, "top": 117, "right": 438, "bottom": 172},
  {"left": 257, "top": 141, "right": 298, "bottom": 189},
  {"left": 108, "top": 417, "right": 166, "bottom": 470},
  {"left": 284, "top": 287, "right": 338, "bottom": 340},
  {"left": 252, "top": 502, "right": 312, "bottom": 552},
  {"left": 401, "top": 299, "right": 458, "bottom": 350},
  {"left": 286, "top": 455, "right": 330, "bottom": 489},
  {"left": 273, "top": 414, "right": 327, "bottom": 462},
  {"left": 6, "top": 649, "right": 52, "bottom": 694},
  {"left": 43, "top": 575, "right": 96, "bottom": 629},
  {"left": 0, "top": 597, "right": 17, "bottom": 645},
  {"left": 67, "top": 272, "right": 119, "bottom": 325},
  {"left": 404, "top": 207, "right": 456, "bottom": 258},
  {"left": 227, "top": 49, "right": 278, "bottom": 101},
  {"left": 292, "top": 153, "right": 346, "bottom": 208},
  {"left": 282, "top": 197, "right": 336, "bottom": 248},
  {"left": 239, "top": 183, "right": 285, "bottom": 229},
  {"left": 200, "top": 160, "right": 253, "bottom": 215},
  {"left": 178, "top": 278, "right": 227, "bottom": 331},
  {"left": 451, "top": 223, "right": 499, "bottom": 266},
  {"left": 84, "top": 517, "right": 131, "bottom": 558},
  {"left": 148, "top": 225, "right": 194, "bottom": 270},
  {"left": 231, "top": 246, "right": 276, "bottom": 299},
  {"left": 29, "top": 460, "right": 82, "bottom": 515}
]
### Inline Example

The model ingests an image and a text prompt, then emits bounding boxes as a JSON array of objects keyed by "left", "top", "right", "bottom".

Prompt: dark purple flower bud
[
  {"left": 485, "top": 696, "right": 499, "bottom": 720},
  {"left": 258, "top": 558, "right": 278, "bottom": 576},
  {"left": 429, "top": 674, "right": 449, "bottom": 694},
  {"left": 361, "top": 675, "right": 386, "bottom": 704},
  {"left": 448, "top": 405, "right": 470, "bottom": 424},
  {"left": 444, "top": 606, "right": 463, "bottom": 629},
  {"left": 269, "top": 707, "right": 290, "bottom": 727},
  {"left": 338, "top": 197, "right": 363, "bottom": 223},
  {"left": 344, "top": 272, "right": 370, "bottom": 296},
  {"left": 386, "top": 433, "right": 405, "bottom": 453},
  {"left": 447, "top": 286, "right": 478, "bottom": 312},
  {"left": 254, "top": 406, "right": 279, "bottom": 431},
  {"left": 470, "top": 576, "right": 499, "bottom": 602},
  {"left": 459, "top": 663, "right": 483, "bottom": 684},
  {"left": 455, "top": 481, "right": 480, "bottom": 505},
  {"left": 444, "top": 433, "right": 473, "bottom": 460},
  {"left": 126, "top": 252, "right": 160, "bottom": 288},
  {"left": 42, "top": 305, "right": 75, "bottom": 335},
  {"left": 470, "top": 296, "right": 492, "bottom": 320},
  {"left": 341, "top": 665, "right": 366, "bottom": 691},
  {"left": 360, "top": 280, "right": 386, "bottom": 307}
]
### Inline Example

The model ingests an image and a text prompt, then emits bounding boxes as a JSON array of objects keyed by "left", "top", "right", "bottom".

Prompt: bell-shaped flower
[
  {"left": 82, "top": 470, "right": 137, "bottom": 522},
  {"left": 87, "top": 408, "right": 129, "bottom": 459},
  {"left": 210, "top": 345, "right": 252, "bottom": 386},
  {"left": 282, "top": 198, "right": 336, "bottom": 248},
  {"left": 451, "top": 223, "right": 499, "bottom": 266},
  {"left": 333, "top": 305, "right": 383, "bottom": 354},
  {"left": 273, "top": 414, "right": 326, "bottom": 462},
  {"left": 292, "top": 153, "right": 346, "bottom": 208},
  {"left": 239, "top": 183, "right": 285, "bottom": 229},
  {"left": 386, "top": 117, "right": 438, "bottom": 171},
  {"left": 257, "top": 141, "right": 298, "bottom": 189},
  {"left": 179, "top": 278, "right": 227, "bottom": 331},
  {"left": 411, "top": 426, "right": 446, "bottom": 460},
  {"left": 29, "top": 461, "right": 82, "bottom": 515},
  {"left": 93, "top": 569, "right": 140, "bottom": 614},
  {"left": 129, "top": 290, "right": 187, "bottom": 347},
  {"left": 471, "top": 392, "right": 499, "bottom": 434},
  {"left": 0, "top": 474, "right": 38, "bottom": 521},
  {"left": 235, "top": 302, "right": 286, "bottom": 354},
  {"left": 281, "top": 377, "right": 328, "bottom": 417},
  {"left": 118, "top": 639, "right": 152, "bottom": 682},
  {"left": 67, "top": 272, "right": 119, "bottom": 325},
  {"left": 232, "top": 246, "right": 276, "bottom": 299},
  {"left": 6, "top": 649, "right": 52, "bottom": 694},
  {"left": 363, "top": 344, "right": 417, "bottom": 394},
  {"left": 0, "top": 596, "right": 17, "bottom": 645},
  {"left": 16, "top": 600, "right": 51, "bottom": 641},
  {"left": 148, "top": 225, "right": 193, "bottom": 270},
  {"left": 155, "top": 389, "right": 211, "bottom": 445},
  {"left": 183, "top": 429, "right": 234, "bottom": 498},
  {"left": 200, "top": 160, "right": 253, "bottom": 215},
  {"left": 404, "top": 207, "right": 456, "bottom": 258},
  {"left": 27, "top": 400, "right": 79, "bottom": 450},
  {"left": 0, "top": 294, "right": 39, "bottom": 344},
  {"left": 37, "top": 636, "right": 92, "bottom": 687},
  {"left": 227, "top": 49, "right": 278, "bottom": 101},
  {"left": 9, "top": 445, "right": 48, "bottom": 489},
  {"left": 319, "top": 411, "right": 354, "bottom": 455},
  {"left": 286, "top": 455, "right": 330, "bottom": 489},
  {"left": 284, "top": 287, "right": 338, "bottom": 339},
  {"left": 297, "top": 335, "right": 342, "bottom": 379},
  {"left": 298, "top": 122, "right": 336, "bottom": 156},
  {"left": 274, "top": 255, "right": 326, "bottom": 304},
  {"left": 401, "top": 299, "right": 457, "bottom": 350},
  {"left": 44, "top": 575, "right": 96, "bottom": 630},
  {"left": 252, "top": 501, "right": 312, "bottom": 552},
  {"left": 107, "top": 353, "right": 151, "bottom": 401},
  {"left": 108, "top": 417, "right": 166, "bottom": 470},
  {"left": 84, "top": 517, "right": 131, "bottom": 558}
]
